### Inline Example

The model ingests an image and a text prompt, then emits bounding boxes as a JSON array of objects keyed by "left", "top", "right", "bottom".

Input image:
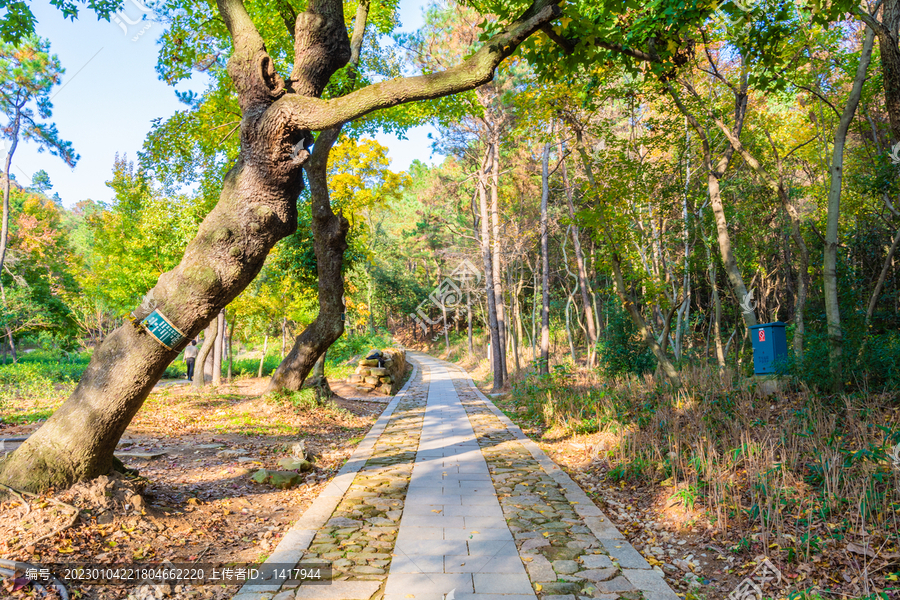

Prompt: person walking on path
[{"left": 184, "top": 340, "right": 199, "bottom": 380}]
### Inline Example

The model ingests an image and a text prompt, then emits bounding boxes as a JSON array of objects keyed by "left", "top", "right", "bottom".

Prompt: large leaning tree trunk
[
  {"left": 266, "top": 126, "right": 348, "bottom": 393},
  {"left": 0, "top": 0, "right": 562, "bottom": 494}
]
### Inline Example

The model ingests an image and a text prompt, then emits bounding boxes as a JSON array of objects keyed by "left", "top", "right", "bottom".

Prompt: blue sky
[{"left": 11, "top": 0, "right": 438, "bottom": 207}]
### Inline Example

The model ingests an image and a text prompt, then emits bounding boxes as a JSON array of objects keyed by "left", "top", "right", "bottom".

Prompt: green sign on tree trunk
[{"left": 141, "top": 309, "right": 186, "bottom": 350}]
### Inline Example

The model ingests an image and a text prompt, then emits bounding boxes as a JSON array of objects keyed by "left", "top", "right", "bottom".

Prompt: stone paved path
[{"left": 233, "top": 353, "right": 678, "bottom": 600}]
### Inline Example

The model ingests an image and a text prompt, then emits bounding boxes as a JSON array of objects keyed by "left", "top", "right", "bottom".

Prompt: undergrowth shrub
[
  {"left": 596, "top": 300, "right": 654, "bottom": 377},
  {"left": 512, "top": 364, "right": 900, "bottom": 565},
  {"left": 789, "top": 327, "right": 900, "bottom": 392}
]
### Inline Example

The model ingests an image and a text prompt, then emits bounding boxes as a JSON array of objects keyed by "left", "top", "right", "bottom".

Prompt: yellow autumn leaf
[{"left": 536, "top": 584, "right": 543, "bottom": 592}]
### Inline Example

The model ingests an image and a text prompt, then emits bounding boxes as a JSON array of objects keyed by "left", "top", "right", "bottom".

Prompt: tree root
[
  {"left": 1, "top": 484, "right": 30, "bottom": 518},
  {"left": 0, "top": 483, "right": 80, "bottom": 546}
]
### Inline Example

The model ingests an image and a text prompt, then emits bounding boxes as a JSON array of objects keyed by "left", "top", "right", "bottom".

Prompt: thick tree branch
[
  {"left": 217, "top": 0, "right": 285, "bottom": 111},
  {"left": 348, "top": 0, "right": 370, "bottom": 70},
  {"left": 266, "top": 0, "right": 561, "bottom": 133},
  {"left": 540, "top": 23, "right": 575, "bottom": 54}
]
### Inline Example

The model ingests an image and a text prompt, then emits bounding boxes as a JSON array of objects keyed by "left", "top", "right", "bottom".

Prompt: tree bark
[
  {"left": 477, "top": 151, "right": 503, "bottom": 391},
  {"left": 193, "top": 321, "right": 218, "bottom": 388},
  {"left": 466, "top": 291, "right": 473, "bottom": 356},
  {"left": 227, "top": 314, "right": 235, "bottom": 381},
  {"left": 608, "top": 252, "right": 681, "bottom": 386},
  {"left": 859, "top": 1, "right": 900, "bottom": 142},
  {"left": 213, "top": 311, "right": 225, "bottom": 385},
  {"left": 539, "top": 135, "right": 552, "bottom": 375},
  {"left": 306, "top": 350, "right": 334, "bottom": 403},
  {"left": 490, "top": 135, "right": 508, "bottom": 384},
  {"left": 823, "top": 27, "right": 875, "bottom": 390},
  {"left": 258, "top": 334, "right": 268, "bottom": 378},
  {"left": 267, "top": 127, "right": 349, "bottom": 392},
  {"left": 506, "top": 263, "right": 522, "bottom": 373},
  {"left": 866, "top": 226, "right": 900, "bottom": 326},
  {"left": 665, "top": 83, "right": 757, "bottom": 329},
  {"left": 0, "top": 111, "right": 21, "bottom": 276}
]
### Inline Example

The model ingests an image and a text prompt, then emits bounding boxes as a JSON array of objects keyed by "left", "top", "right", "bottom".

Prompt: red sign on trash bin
[{"left": 759, "top": 329, "right": 765, "bottom": 342}]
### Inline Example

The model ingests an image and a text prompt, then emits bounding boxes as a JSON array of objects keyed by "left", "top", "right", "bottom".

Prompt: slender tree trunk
[
  {"left": 258, "top": 334, "right": 268, "bottom": 378},
  {"left": 0, "top": 282, "right": 14, "bottom": 364},
  {"left": 506, "top": 264, "right": 521, "bottom": 373},
  {"left": 823, "top": 28, "right": 875, "bottom": 389},
  {"left": 0, "top": 119, "right": 21, "bottom": 276},
  {"left": 866, "top": 225, "right": 900, "bottom": 326},
  {"left": 193, "top": 321, "right": 218, "bottom": 389},
  {"left": 441, "top": 269, "right": 451, "bottom": 354},
  {"left": 540, "top": 135, "right": 552, "bottom": 375},
  {"left": 788, "top": 215, "right": 808, "bottom": 361},
  {"left": 478, "top": 151, "right": 503, "bottom": 391},
  {"left": 531, "top": 260, "right": 538, "bottom": 360},
  {"left": 558, "top": 139, "right": 598, "bottom": 364},
  {"left": 227, "top": 314, "right": 235, "bottom": 381},
  {"left": 710, "top": 254, "right": 726, "bottom": 368},
  {"left": 466, "top": 291, "right": 474, "bottom": 356},
  {"left": 608, "top": 253, "right": 681, "bottom": 386},
  {"left": 676, "top": 123, "right": 692, "bottom": 360},
  {"left": 664, "top": 83, "right": 756, "bottom": 329},
  {"left": 490, "top": 136, "right": 508, "bottom": 385},
  {"left": 212, "top": 311, "right": 224, "bottom": 386},
  {"left": 707, "top": 173, "right": 756, "bottom": 328}
]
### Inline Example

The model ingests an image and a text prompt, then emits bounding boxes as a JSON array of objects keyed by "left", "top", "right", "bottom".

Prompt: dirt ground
[{"left": 0, "top": 377, "right": 392, "bottom": 600}]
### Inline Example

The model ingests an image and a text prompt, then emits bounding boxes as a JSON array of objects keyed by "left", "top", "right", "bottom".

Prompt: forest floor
[
  {"left": 488, "top": 391, "right": 900, "bottom": 600},
  {"left": 0, "top": 376, "right": 392, "bottom": 600},
  {"left": 490, "top": 398, "right": 747, "bottom": 599}
]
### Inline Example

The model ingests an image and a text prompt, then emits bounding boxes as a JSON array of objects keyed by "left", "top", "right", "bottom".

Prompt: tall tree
[
  {"left": 0, "top": 36, "right": 77, "bottom": 275},
  {"left": 0, "top": 0, "right": 562, "bottom": 493},
  {"left": 822, "top": 25, "right": 876, "bottom": 389}
]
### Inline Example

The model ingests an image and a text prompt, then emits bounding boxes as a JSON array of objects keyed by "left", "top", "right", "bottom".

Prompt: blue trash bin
[{"left": 749, "top": 321, "right": 787, "bottom": 375}]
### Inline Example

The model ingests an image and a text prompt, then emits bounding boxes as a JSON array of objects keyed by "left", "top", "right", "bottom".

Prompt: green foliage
[
  {"left": 0, "top": 35, "right": 77, "bottom": 166},
  {"left": 596, "top": 299, "right": 655, "bottom": 377},
  {"left": 268, "top": 387, "right": 321, "bottom": 411},
  {"left": 231, "top": 354, "right": 283, "bottom": 378},
  {"left": 789, "top": 327, "right": 900, "bottom": 393},
  {"left": 326, "top": 330, "right": 395, "bottom": 366}
]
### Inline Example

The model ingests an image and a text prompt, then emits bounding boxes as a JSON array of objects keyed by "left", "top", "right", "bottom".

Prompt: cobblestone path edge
[{"left": 232, "top": 361, "right": 420, "bottom": 600}]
